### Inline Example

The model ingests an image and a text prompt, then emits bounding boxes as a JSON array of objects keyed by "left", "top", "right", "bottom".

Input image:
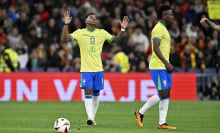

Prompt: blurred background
[{"left": 0, "top": 0, "right": 219, "bottom": 101}]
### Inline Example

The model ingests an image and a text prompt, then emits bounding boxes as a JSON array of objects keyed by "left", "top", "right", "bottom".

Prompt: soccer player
[
  {"left": 134, "top": 4, "right": 176, "bottom": 129},
  {"left": 61, "top": 11, "right": 129, "bottom": 125},
  {"left": 200, "top": 17, "right": 220, "bottom": 31}
]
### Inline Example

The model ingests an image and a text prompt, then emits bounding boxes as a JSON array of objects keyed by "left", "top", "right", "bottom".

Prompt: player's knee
[
  {"left": 93, "top": 90, "right": 100, "bottom": 96},
  {"left": 84, "top": 88, "right": 93, "bottom": 95},
  {"left": 158, "top": 90, "right": 170, "bottom": 100}
]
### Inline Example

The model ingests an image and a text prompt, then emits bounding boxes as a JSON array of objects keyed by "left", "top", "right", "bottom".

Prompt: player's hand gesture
[
  {"left": 64, "top": 10, "right": 72, "bottom": 25},
  {"left": 121, "top": 16, "right": 129, "bottom": 29}
]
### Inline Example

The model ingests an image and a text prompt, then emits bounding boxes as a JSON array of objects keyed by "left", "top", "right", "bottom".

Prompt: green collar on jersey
[
  {"left": 158, "top": 21, "right": 167, "bottom": 29},
  {"left": 85, "top": 27, "right": 96, "bottom": 32}
]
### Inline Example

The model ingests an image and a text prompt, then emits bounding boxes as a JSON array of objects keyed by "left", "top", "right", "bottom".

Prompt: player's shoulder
[
  {"left": 151, "top": 24, "right": 158, "bottom": 32},
  {"left": 76, "top": 28, "right": 84, "bottom": 32},
  {"left": 153, "top": 23, "right": 162, "bottom": 30},
  {"left": 152, "top": 22, "right": 166, "bottom": 34},
  {"left": 98, "top": 28, "right": 108, "bottom": 33},
  {"left": 71, "top": 29, "right": 82, "bottom": 35}
]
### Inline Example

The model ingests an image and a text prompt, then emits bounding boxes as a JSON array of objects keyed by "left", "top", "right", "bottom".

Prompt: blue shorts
[
  {"left": 80, "top": 71, "right": 104, "bottom": 90},
  {"left": 149, "top": 70, "right": 172, "bottom": 90}
]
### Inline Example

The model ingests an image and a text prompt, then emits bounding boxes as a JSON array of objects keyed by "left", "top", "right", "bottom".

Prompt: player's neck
[
  {"left": 86, "top": 25, "right": 96, "bottom": 32},
  {"left": 159, "top": 20, "right": 167, "bottom": 28}
]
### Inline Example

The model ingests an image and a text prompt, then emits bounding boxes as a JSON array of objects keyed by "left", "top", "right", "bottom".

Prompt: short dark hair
[
  {"left": 85, "top": 12, "right": 95, "bottom": 20},
  {"left": 157, "top": 4, "right": 171, "bottom": 19}
]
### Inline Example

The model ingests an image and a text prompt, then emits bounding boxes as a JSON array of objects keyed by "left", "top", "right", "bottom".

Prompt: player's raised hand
[
  {"left": 121, "top": 16, "right": 129, "bottom": 29},
  {"left": 64, "top": 10, "right": 72, "bottom": 25}
]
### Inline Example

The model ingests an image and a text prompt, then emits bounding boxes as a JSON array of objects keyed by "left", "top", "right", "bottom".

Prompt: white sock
[
  {"left": 139, "top": 95, "right": 160, "bottom": 114},
  {"left": 84, "top": 96, "right": 93, "bottom": 120},
  {"left": 92, "top": 96, "right": 99, "bottom": 119},
  {"left": 159, "top": 99, "right": 169, "bottom": 125}
]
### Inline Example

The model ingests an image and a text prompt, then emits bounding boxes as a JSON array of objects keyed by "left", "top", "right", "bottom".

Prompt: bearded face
[{"left": 85, "top": 14, "right": 97, "bottom": 27}]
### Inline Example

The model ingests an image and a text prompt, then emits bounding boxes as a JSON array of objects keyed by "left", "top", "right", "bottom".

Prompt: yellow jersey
[
  {"left": 149, "top": 21, "right": 171, "bottom": 69},
  {"left": 69, "top": 28, "right": 113, "bottom": 72}
]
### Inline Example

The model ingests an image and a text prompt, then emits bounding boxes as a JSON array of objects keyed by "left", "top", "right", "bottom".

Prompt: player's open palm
[
  {"left": 64, "top": 10, "right": 72, "bottom": 25},
  {"left": 121, "top": 16, "right": 129, "bottom": 29}
]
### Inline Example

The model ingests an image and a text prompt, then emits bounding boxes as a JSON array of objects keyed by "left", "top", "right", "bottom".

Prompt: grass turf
[{"left": 0, "top": 101, "right": 220, "bottom": 133}]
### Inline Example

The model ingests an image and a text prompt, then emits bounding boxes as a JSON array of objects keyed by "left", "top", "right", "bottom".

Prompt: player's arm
[
  {"left": 112, "top": 31, "right": 124, "bottom": 43},
  {"left": 200, "top": 18, "right": 220, "bottom": 31},
  {"left": 153, "top": 38, "right": 173, "bottom": 72},
  {"left": 61, "top": 10, "right": 72, "bottom": 43},
  {"left": 3, "top": 53, "right": 16, "bottom": 72},
  {"left": 112, "top": 16, "right": 129, "bottom": 43}
]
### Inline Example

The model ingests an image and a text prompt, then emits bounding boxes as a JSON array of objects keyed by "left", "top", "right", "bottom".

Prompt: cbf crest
[{"left": 90, "top": 37, "right": 95, "bottom": 44}]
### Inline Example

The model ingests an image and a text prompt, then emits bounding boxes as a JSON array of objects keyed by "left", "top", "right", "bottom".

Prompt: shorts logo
[
  {"left": 163, "top": 80, "right": 167, "bottom": 87},
  {"left": 82, "top": 79, "right": 86, "bottom": 86}
]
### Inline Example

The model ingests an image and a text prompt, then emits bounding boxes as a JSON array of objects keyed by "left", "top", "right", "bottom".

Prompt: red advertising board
[{"left": 0, "top": 73, "right": 196, "bottom": 101}]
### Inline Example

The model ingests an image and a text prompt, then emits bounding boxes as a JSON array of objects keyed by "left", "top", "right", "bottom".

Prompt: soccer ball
[{"left": 54, "top": 118, "right": 71, "bottom": 133}]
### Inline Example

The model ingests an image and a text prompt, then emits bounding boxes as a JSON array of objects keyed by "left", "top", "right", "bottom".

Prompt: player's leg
[
  {"left": 80, "top": 72, "right": 94, "bottom": 125},
  {"left": 158, "top": 90, "right": 175, "bottom": 129},
  {"left": 84, "top": 88, "right": 94, "bottom": 123},
  {"left": 85, "top": 89, "right": 97, "bottom": 126},
  {"left": 157, "top": 71, "right": 176, "bottom": 129},
  {"left": 135, "top": 95, "right": 160, "bottom": 127},
  {"left": 158, "top": 89, "right": 170, "bottom": 125},
  {"left": 135, "top": 70, "right": 160, "bottom": 127},
  {"left": 92, "top": 72, "right": 104, "bottom": 122},
  {"left": 92, "top": 90, "right": 100, "bottom": 119}
]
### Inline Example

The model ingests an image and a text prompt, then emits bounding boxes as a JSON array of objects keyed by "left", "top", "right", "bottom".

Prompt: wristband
[{"left": 121, "top": 28, "right": 125, "bottom": 31}]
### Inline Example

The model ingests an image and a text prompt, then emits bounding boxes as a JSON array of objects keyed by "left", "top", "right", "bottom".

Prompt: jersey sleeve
[
  {"left": 151, "top": 25, "right": 162, "bottom": 41},
  {"left": 69, "top": 29, "right": 81, "bottom": 41},
  {"left": 101, "top": 29, "right": 114, "bottom": 43}
]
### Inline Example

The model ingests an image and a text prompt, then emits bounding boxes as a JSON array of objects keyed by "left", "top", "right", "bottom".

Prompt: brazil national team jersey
[
  {"left": 149, "top": 21, "right": 171, "bottom": 69},
  {"left": 69, "top": 28, "right": 114, "bottom": 72}
]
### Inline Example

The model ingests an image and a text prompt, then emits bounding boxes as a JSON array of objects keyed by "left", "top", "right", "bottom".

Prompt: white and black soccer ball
[{"left": 54, "top": 118, "right": 71, "bottom": 133}]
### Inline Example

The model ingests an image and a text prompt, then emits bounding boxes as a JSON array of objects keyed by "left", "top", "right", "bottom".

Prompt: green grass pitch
[{"left": 0, "top": 101, "right": 220, "bottom": 133}]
